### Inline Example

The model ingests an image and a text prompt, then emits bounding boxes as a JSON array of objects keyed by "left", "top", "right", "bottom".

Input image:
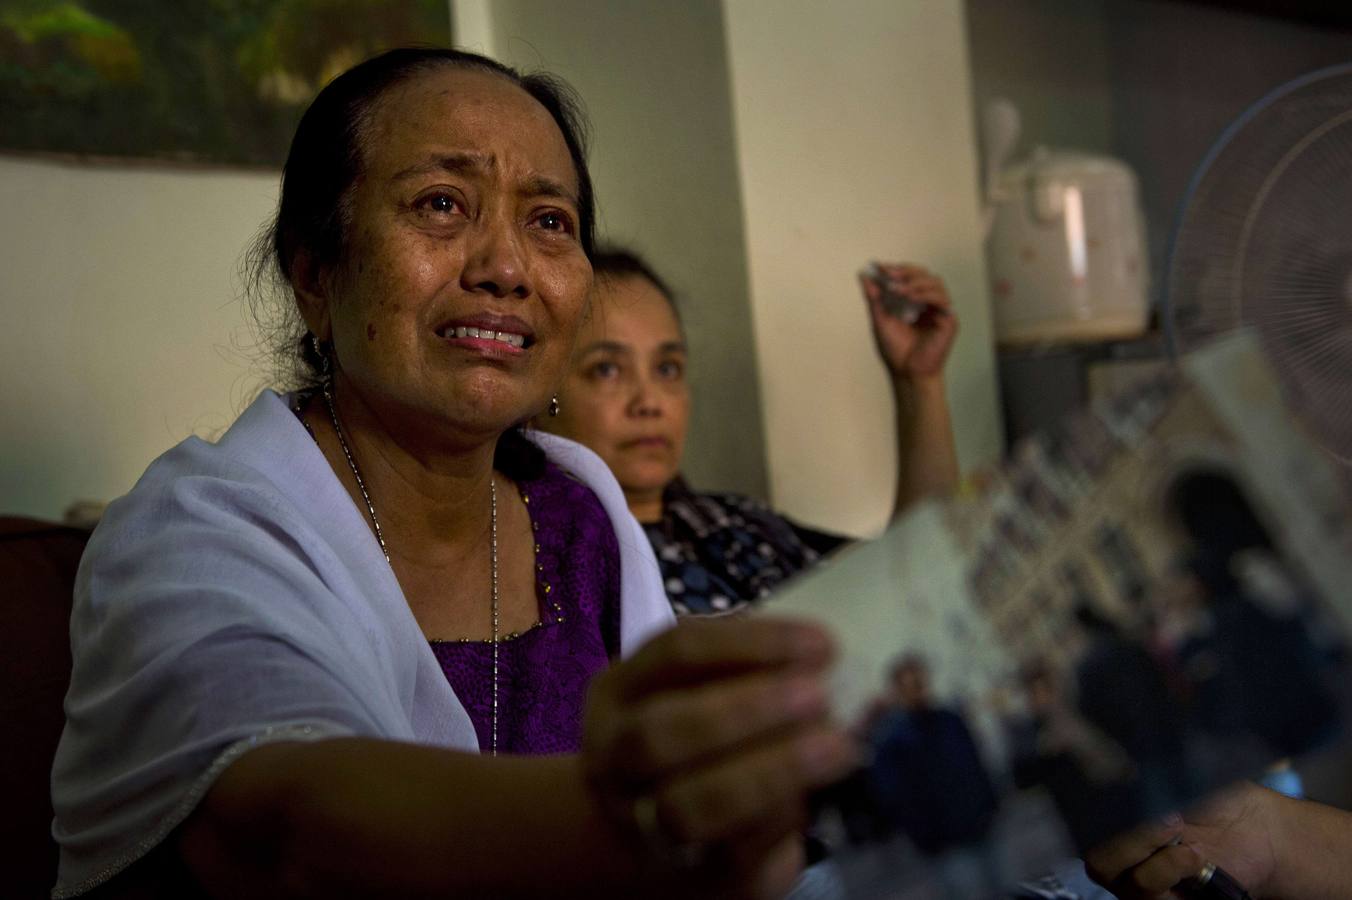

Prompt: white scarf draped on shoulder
[{"left": 50, "top": 390, "right": 673, "bottom": 897}]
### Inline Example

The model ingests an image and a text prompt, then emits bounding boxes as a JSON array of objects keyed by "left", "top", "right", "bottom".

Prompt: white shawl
[{"left": 50, "top": 390, "right": 673, "bottom": 897}]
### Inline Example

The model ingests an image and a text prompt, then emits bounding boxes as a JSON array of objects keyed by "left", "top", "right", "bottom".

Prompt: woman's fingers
[
  {"left": 651, "top": 723, "right": 856, "bottom": 846},
  {"left": 735, "top": 833, "right": 807, "bottom": 900},
  {"left": 670, "top": 830, "right": 807, "bottom": 900},
  {"left": 866, "top": 263, "right": 955, "bottom": 324},
  {"left": 583, "top": 618, "right": 840, "bottom": 816},
  {"left": 1085, "top": 816, "right": 1182, "bottom": 883},
  {"left": 581, "top": 617, "right": 850, "bottom": 896},
  {"left": 599, "top": 670, "right": 831, "bottom": 782},
  {"left": 598, "top": 618, "right": 834, "bottom": 704},
  {"left": 1114, "top": 843, "right": 1205, "bottom": 899},
  {"left": 1084, "top": 816, "right": 1210, "bottom": 898},
  {"left": 904, "top": 283, "right": 952, "bottom": 310}
]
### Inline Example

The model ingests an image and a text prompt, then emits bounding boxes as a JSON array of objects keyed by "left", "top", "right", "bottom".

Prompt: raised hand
[{"left": 859, "top": 262, "right": 959, "bottom": 381}]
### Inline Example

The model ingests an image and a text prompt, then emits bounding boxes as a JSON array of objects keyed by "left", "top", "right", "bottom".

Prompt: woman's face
[
  {"left": 549, "top": 273, "right": 690, "bottom": 501},
  {"left": 302, "top": 66, "right": 592, "bottom": 446}
]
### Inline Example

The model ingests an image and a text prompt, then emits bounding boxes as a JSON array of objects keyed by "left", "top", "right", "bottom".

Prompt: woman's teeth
[{"left": 444, "top": 326, "right": 526, "bottom": 348}]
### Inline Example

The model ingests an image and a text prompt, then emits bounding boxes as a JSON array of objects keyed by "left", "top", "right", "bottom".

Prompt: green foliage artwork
[{"left": 0, "top": 0, "right": 451, "bottom": 166}]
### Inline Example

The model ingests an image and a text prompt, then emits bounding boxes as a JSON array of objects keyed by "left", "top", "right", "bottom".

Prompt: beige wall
[
  {"left": 0, "top": 157, "right": 278, "bottom": 519},
  {"left": 723, "top": 0, "right": 1003, "bottom": 537}
]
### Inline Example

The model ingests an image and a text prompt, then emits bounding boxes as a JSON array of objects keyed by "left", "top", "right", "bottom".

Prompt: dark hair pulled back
[
  {"left": 589, "top": 245, "right": 682, "bottom": 336},
  {"left": 592, "top": 246, "right": 676, "bottom": 305}
]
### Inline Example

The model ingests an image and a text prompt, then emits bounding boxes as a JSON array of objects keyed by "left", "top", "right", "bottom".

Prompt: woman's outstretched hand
[
  {"left": 1084, "top": 781, "right": 1280, "bottom": 899},
  {"left": 581, "top": 617, "right": 856, "bottom": 899},
  {"left": 859, "top": 262, "right": 959, "bottom": 382}
]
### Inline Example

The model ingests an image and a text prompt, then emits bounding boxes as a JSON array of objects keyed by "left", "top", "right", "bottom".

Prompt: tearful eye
[
  {"left": 415, "top": 191, "right": 462, "bottom": 216},
  {"left": 534, "top": 210, "right": 574, "bottom": 234}
]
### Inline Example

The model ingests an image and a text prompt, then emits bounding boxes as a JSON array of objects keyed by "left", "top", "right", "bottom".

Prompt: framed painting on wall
[{"left": 0, "top": 0, "right": 452, "bottom": 167}]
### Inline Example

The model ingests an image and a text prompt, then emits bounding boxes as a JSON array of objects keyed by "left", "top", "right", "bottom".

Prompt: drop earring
[
  {"left": 548, "top": 394, "right": 560, "bottom": 417},
  {"left": 310, "top": 333, "right": 332, "bottom": 379}
]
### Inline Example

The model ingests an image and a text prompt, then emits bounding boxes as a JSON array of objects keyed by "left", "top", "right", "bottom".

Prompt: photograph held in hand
[{"left": 767, "top": 333, "right": 1352, "bottom": 899}]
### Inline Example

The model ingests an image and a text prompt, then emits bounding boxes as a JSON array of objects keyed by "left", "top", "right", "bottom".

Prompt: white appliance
[{"left": 982, "top": 102, "right": 1151, "bottom": 347}]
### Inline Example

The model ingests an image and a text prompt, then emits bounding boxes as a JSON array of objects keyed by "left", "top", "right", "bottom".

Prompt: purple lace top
[{"left": 429, "top": 462, "right": 621, "bottom": 755}]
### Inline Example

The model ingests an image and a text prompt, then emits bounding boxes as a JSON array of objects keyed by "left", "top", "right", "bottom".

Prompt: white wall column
[{"left": 722, "top": 0, "right": 1003, "bottom": 536}]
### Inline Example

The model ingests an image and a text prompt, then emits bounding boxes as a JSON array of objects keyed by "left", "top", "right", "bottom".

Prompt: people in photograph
[
  {"left": 867, "top": 654, "right": 1004, "bottom": 899},
  {"left": 1006, "top": 659, "right": 1139, "bottom": 855},
  {"left": 1164, "top": 471, "right": 1340, "bottom": 760},
  {"left": 1070, "top": 604, "right": 1193, "bottom": 821}
]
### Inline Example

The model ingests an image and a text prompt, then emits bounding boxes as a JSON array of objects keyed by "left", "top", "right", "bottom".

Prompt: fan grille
[{"left": 1165, "top": 64, "right": 1352, "bottom": 463}]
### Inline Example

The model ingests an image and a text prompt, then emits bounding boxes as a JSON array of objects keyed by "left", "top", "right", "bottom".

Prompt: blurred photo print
[{"left": 768, "top": 332, "right": 1352, "bottom": 898}]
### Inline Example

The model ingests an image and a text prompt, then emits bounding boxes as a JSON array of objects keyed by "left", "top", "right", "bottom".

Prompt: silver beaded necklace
[{"left": 322, "top": 384, "right": 502, "bottom": 755}]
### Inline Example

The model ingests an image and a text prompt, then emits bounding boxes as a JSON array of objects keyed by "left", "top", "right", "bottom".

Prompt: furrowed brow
[
  {"left": 391, "top": 152, "right": 493, "bottom": 182},
  {"left": 390, "top": 157, "right": 577, "bottom": 208}
]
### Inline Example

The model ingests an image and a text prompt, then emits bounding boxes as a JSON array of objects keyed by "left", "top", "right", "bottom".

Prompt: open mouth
[
  {"left": 435, "top": 314, "right": 536, "bottom": 350},
  {"left": 437, "top": 324, "right": 529, "bottom": 349}
]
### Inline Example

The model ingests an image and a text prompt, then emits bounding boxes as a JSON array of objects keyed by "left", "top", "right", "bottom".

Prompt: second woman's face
[
  {"left": 311, "top": 66, "right": 592, "bottom": 446},
  {"left": 550, "top": 274, "right": 691, "bottom": 499}
]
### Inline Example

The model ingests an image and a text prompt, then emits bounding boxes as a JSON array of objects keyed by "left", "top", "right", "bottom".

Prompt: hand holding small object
[
  {"left": 1084, "top": 782, "right": 1278, "bottom": 899},
  {"left": 859, "top": 262, "right": 930, "bottom": 324},
  {"left": 856, "top": 261, "right": 959, "bottom": 382}
]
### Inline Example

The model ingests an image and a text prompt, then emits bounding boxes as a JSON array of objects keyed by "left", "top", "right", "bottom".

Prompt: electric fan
[{"left": 1164, "top": 62, "right": 1352, "bottom": 465}]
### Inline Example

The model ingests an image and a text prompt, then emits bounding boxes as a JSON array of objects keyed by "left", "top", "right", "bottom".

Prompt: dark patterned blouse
[
  {"left": 644, "top": 477, "right": 847, "bottom": 617},
  {"left": 430, "top": 462, "right": 621, "bottom": 754}
]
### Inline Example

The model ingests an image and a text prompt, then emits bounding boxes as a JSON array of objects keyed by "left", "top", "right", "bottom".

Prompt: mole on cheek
[{"left": 367, "top": 323, "right": 377, "bottom": 341}]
